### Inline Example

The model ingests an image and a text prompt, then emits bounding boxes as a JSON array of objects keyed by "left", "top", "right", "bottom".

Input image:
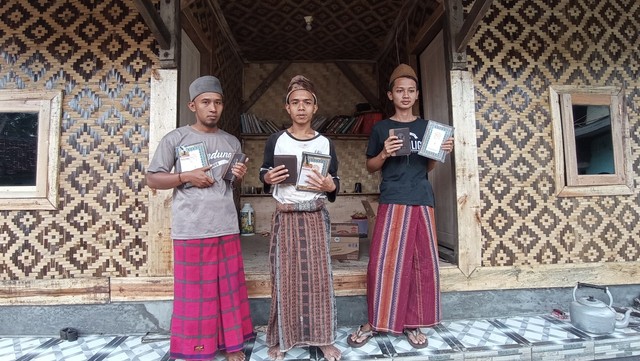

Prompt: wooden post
[
  {"left": 450, "top": 70, "right": 482, "bottom": 276},
  {"left": 146, "top": 69, "right": 178, "bottom": 276}
]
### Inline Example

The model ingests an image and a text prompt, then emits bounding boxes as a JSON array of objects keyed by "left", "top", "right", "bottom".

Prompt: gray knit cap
[{"left": 189, "top": 75, "right": 223, "bottom": 101}]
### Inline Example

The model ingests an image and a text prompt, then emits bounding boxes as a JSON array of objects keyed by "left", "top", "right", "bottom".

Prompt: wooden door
[{"left": 419, "top": 30, "right": 458, "bottom": 263}]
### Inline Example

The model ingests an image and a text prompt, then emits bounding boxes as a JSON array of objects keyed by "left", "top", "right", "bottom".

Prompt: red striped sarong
[
  {"left": 367, "top": 204, "right": 441, "bottom": 334},
  {"left": 266, "top": 199, "right": 337, "bottom": 351},
  {"left": 170, "top": 235, "right": 254, "bottom": 360}
]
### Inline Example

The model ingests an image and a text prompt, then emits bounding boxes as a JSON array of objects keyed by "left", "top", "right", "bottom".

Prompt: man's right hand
[
  {"left": 265, "top": 165, "right": 289, "bottom": 185},
  {"left": 183, "top": 165, "right": 215, "bottom": 188}
]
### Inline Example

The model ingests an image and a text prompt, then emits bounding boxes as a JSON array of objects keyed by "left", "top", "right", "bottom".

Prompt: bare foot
[
  {"left": 223, "top": 351, "right": 246, "bottom": 361},
  {"left": 318, "top": 344, "right": 341, "bottom": 361},
  {"left": 267, "top": 345, "right": 284, "bottom": 360}
]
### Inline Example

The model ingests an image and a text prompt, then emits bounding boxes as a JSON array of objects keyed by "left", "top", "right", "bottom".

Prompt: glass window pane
[
  {"left": 572, "top": 104, "right": 614, "bottom": 175},
  {"left": 0, "top": 112, "right": 39, "bottom": 186}
]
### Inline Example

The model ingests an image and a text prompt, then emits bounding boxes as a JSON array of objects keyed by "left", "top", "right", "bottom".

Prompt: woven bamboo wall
[
  {"left": 244, "top": 62, "right": 377, "bottom": 123},
  {"left": 467, "top": 0, "right": 640, "bottom": 266},
  {"left": 0, "top": 0, "right": 243, "bottom": 280}
]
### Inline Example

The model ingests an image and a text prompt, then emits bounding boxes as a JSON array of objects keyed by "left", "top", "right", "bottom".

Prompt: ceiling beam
[
  {"left": 376, "top": 0, "right": 420, "bottom": 63},
  {"left": 410, "top": 2, "right": 445, "bottom": 54},
  {"left": 180, "top": 0, "right": 198, "bottom": 10},
  {"left": 181, "top": 8, "right": 210, "bottom": 53},
  {"left": 132, "top": 0, "right": 171, "bottom": 49},
  {"left": 242, "top": 61, "right": 291, "bottom": 112},
  {"left": 206, "top": 0, "right": 244, "bottom": 62},
  {"left": 456, "top": 0, "right": 494, "bottom": 52},
  {"left": 335, "top": 62, "right": 381, "bottom": 111}
]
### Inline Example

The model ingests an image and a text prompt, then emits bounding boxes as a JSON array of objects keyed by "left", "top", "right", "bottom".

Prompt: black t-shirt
[{"left": 366, "top": 118, "right": 435, "bottom": 206}]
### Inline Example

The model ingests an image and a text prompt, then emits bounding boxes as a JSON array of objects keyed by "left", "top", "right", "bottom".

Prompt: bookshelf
[{"left": 240, "top": 112, "right": 382, "bottom": 137}]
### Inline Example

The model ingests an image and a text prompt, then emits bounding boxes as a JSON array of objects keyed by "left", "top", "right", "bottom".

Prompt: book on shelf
[
  {"left": 389, "top": 127, "right": 411, "bottom": 156},
  {"left": 341, "top": 116, "right": 355, "bottom": 133},
  {"left": 241, "top": 113, "right": 282, "bottom": 134},
  {"left": 350, "top": 114, "right": 364, "bottom": 134},
  {"left": 273, "top": 154, "right": 298, "bottom": 184},
  {"left": 296, "top": 152, "right": 331, "bottom": 191},
  {"left": 222, "top": 153, "right": 247, "bottom": 182},
  {"left": 418, "top": 120, "right": 454, "bottom": 162},
  {"left": 176, "top": 142, "right": 211, "bottom": 188}
]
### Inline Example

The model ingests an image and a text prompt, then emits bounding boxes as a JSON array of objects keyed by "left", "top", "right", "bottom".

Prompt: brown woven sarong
[{"left": 266, "top": 199, "right": 337, "bottom": 351}]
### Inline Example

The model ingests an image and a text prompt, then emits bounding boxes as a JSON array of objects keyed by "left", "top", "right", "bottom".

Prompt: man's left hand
[
  {"left": 304, "top": 168, "right": 336, "bottom": 193},
  {"left": 231, "top": 158, "right": 249, "bottom": 180}
]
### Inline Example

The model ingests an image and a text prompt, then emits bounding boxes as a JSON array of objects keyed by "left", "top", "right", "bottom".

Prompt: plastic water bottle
[{"left": 240, "top": 203, "right": 255, "bottom": 236}]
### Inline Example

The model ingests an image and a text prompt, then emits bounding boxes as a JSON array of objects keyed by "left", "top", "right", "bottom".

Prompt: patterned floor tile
[
  {"left": 497, "top": 316, "right": 583, "bottom": 344},
  {"left": 2, "top": 315, "right": 640, "bottom": 360},
  {"left": 441, "top": 319, "right": 520, "bottom": 350}
]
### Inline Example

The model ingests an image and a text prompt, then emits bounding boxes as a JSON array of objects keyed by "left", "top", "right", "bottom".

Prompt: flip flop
[
  {"left": 403, "top": 328, "right": 428, "bottom": 349},
  {"left": 347, "top": 324, "right": 374, "bottom": 348}
]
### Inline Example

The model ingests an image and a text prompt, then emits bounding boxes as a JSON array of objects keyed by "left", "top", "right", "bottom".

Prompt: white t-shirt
[{"left": 259, "top": 130, "right": 340, "bottom": 204}]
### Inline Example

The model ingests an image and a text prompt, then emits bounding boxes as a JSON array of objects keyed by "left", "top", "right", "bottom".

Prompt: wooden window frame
[
  {"left": 549, "top": 85, "right": 633, "bottom": 197},
  {"left": 0, "top": 90, "right": 62, "bottom": 210}
]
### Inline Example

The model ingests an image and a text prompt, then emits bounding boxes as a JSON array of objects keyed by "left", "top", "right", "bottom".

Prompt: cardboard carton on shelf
[
  {"left": 331, "top": 223, "right": 359, "bottom": 235},
  {"left": 330, "top": 222, "right": 359, "bottom": 260},
  {"left": 329, "top": 235, "right": 359, "bottom": 260}
]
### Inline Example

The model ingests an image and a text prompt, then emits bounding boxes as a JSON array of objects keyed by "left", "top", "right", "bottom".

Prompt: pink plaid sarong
[{"left": 170, "top": 235, "right": 254, "bottom": 360}]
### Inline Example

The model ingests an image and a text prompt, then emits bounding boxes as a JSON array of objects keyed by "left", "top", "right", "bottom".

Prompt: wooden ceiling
[
  {"left": 139, "top": 0, "right": 493, "bottom": 68},
  {"left": 212, "top": 0, "right": 442, "bottom": 63}
]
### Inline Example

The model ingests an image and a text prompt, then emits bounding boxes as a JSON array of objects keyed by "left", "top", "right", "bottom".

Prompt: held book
[
  {"left": 296, "top": 152, "right": 331, "bottom": 191},
  {"left": 176, "top": 142, "right": 211, "bottom": 188},
  {"left": 389, "top": 127, "right": 411, "bottom": 156},
  {"left": 222, "top": 153, "right": 247, "bottom": 182},
  {"left": 418, "top": 120, "right": 454, "bottom": 162},
  {"left": 273, "top": 154, "right": 298, "bottom": 185}
]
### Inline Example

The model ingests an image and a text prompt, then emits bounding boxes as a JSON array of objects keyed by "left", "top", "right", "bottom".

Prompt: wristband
[{"left": 178, "top": 172, "right": 183, "bottom": 184}]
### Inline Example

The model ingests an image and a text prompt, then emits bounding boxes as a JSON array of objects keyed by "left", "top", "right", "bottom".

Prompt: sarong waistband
[{"left": 275, "top": 199, "right": 325, "bottom": 213}]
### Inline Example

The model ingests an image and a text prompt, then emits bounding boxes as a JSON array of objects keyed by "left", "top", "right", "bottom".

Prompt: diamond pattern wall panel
[
  {"left": 466, "top": 0, "right": 640, "bottom": 266},
  {"left": 0, "top": 0, "right": 245, "bottom": 279},
  {"left": 0, "top": 0, "right": 160, "bottom": 279}
]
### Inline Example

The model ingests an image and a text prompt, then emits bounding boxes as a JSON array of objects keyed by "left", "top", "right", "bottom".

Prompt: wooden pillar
[
  {"left": 146, "top": 69, "right": 178, "bottom": 276},
  {"left": 450, "top": 71, "right": 482, "bottom": 276}
]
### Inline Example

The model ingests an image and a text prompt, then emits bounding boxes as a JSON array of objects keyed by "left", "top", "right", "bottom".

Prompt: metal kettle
[{"left": 570, "top": 282, "right": 631, "bottom": 334}]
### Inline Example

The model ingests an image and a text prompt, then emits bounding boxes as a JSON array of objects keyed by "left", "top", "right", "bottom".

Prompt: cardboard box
[
  {"left": 331, "top": 223, "right": 359, "bottom": 236},
  {"left": 330, "top": 222, "right": 359, "bottom": 260},
  {"left": 330, "top": 235, "right": 359, "bottom": 260}
]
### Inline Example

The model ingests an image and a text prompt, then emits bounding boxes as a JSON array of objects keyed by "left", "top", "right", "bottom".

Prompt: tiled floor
[{"left": 3, "top": 314, "right": 640, "bottom": 361}]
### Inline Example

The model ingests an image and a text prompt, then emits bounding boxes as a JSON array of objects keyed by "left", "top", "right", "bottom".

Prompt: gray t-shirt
[{"left": 147, "top": 125, "right": 241, "bottom": 239}]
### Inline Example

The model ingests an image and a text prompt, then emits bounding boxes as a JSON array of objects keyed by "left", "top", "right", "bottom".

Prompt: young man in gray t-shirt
[{"left": 146, "top": 75, "right": 254, "bottom": 361}]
